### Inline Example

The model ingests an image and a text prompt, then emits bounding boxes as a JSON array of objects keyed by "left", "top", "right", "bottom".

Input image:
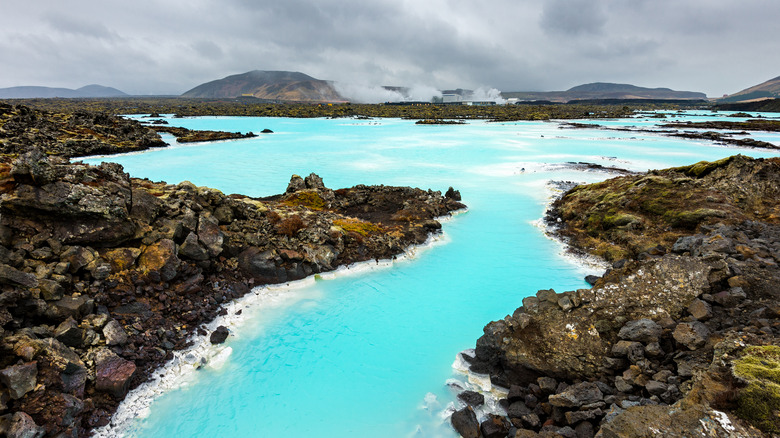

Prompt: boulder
[
  {"left": 102, "top": 247, "right": 141, "bottom": 272},
  {"left": 0, "top": 362, "right": 37, "bottom": 399},
  {"left": 673, "top": 322, "right": 710, "bottom": 350},
  {"left": 95, "top": 349, "right": 136, "bottom": 398},
  {"left": 49, "top": 294, "right": 94, "bottom": 320},
  {"left": 475, "top": 255, "right": 711, "bottom": 379},
  {"left": 102, "top": 320, "right": 129, "bottom": 346},
  {"left": 0, "top": 264, "right": 38, "bottom": 288},
  {"left": 480, "top": 414, "right": 510, "bottom": 438},
  {"left": 138, "top": 239, "right": 180, "bottom": 282},
  {"left": 286, "top": 175, "right": 305, "bottom": 193},
  {"left": 38, "top": 279, "right": 64, "bottom": 301},
  {"left": 54, "top": 317, "right": 83, "bottom": 348},
  {"left": 304, "top": 173, "right": 325, "bottom": 189},
  {"left": 0, "top": 411, "right": 45, "bottom": 438},
  {"left": 548, "top": 382, "right": 603, "bottom": 408},
  {"left": 457, "top": 390, "right": 484, "bottom": 407},
  {"left": 451, "top": 406, "right": 480, "bottom": 438},
  {"left": 178, "top": 232, "right": 209, "bottom": 261},
  {"left": 197, "top": 213, "right": 224, "bottom": 257},
  {"left": 209, "top": 326, "right": 229, "bottom": 344},
  {"left": 38, "top": 338, "right": 87, "bottom": 395},
  {"left": 687, "top": 298, "right": 712, "bottom": 321},
  {"left": 238, "top": 247, "right": 284, "bottom": 283},
  {"left": 617, "top": 319, "right": 662, "bottom": 343}
]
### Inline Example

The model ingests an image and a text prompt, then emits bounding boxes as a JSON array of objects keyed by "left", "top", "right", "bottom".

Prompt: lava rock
[
  {"left": 672, "top": 321, "right": 710, "bottom": 350},
  {"left": 618, "top": 319, "right": 662, "bottom": 343},
  {"left": 0, "top": 362, "right": 37, "bottom": 399},
  {"left": 95, "top": 349, "right": 136, "bottom": 398},
  {"left": 102, "top": 320, "right": 129, "bottom": 346},
  {"left": 548, "top": 382, "right": 604, "bottom": 408},
  {"left": 209, "top": 326, "right": 229, "bottom": 344},
  {"left": 451, "top": 406, "right": 480, "bottom": 438}
]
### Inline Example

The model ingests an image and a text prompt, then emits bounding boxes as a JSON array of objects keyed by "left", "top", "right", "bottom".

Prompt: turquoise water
[{"left": 85, "top": 112, "right": 779, "bottom": 437}]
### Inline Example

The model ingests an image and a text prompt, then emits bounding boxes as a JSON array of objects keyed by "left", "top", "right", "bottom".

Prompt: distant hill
[
  {"left": 182, "top": 70, "right": 344, "bottom": 102},
  {"left": 719, "top": 75, "right": 780, "bottom": 103},
  {"left": 0, "top": 84, "right": 127, "bottom": 98},
  {"left": 502, "top": 82, "right": 706, "bottom": 102}
]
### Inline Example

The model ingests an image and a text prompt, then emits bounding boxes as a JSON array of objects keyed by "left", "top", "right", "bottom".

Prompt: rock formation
[{"left": 457, "top": 156, "right": 780, "bottom": 437}]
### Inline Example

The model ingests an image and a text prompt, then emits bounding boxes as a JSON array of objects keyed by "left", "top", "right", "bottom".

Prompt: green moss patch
[
  {"left": 283, "top": 191, "right": 327, "bottom": 210},
  {"left": 734, "top": 345, "right": 780, "bottom": 433},
  {"left": 333, "top": 218, "right": 384, "bottom": 236}
]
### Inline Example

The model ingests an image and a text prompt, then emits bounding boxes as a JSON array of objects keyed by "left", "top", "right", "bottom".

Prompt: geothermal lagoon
[{"left": 84, "top": 111, "right": 780, "bottom": 437}]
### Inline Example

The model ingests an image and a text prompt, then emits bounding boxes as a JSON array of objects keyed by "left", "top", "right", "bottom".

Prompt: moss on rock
[{"left": 734, "top": 345, "right": 780, "bottom": 433}]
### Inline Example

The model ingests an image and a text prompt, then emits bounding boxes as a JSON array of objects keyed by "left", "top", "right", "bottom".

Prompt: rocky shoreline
[
  {"left": 452, "top": 156, "right": 780, "bottom": 437},
  {"left": 0, "top": 105, "right": 466, "bottom": 437}
]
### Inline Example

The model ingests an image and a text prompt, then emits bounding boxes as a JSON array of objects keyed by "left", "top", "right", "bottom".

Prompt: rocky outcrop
[
  {"left": 0, "top": 145, "right": 465, "bottom": 435},
  {"left": 0, "top": 103, "right": 166, "bottom": 157},
  {"left": 456, "top": 157, "right": 779, "bottom": 437}
]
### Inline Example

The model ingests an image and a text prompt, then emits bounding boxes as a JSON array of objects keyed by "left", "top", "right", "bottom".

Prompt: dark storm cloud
[{"left": 1, "top": 0, "right": 779, "bottom": 97}]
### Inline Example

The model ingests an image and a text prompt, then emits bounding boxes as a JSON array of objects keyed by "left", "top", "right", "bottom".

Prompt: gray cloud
[
  {"left": 540, "top": 0, "right": 607, "bottom": 36},
  {"left": 0, "top": 0, "right": 779, "bottom": 97}
]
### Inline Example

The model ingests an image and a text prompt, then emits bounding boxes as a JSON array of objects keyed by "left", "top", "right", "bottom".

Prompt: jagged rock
[
  {"left": 60, "top": 246, "right": 98, "bottom": 274},
  {"left": 480, "top": 414, "right": 510, "bottom": 438},
  {"left": 38, "top": 338, "right": 87, "bottom": 395},
  {"left": 0, "top": 362, "right": 37, "bottom": 399},
  {"left": 95, "top": 349, "right": 136, "bottom": 398},
  {"left": 49, "top": 294, "right": 93, "bottom": 320},
  {"left": 687, "top": 298, "right": 712, "bottom": 321},
  {"left": 451, "top": 406, "right": 480, "bottom": 438},
  {"left": 0, "top": 411, "right": 45, "bottom": 438},
  {"left": 457, "top": 390, "right": 484, "bottom": 407},
  {"left": 209, "top": 326, "right": 229, "bottom": 344},
  {"left": 178, "top": 232, "right": 209, "bottom": 261},
  {"left": 286, "top": 174, "right": 306, "bottom": 193},
  {"left": 548, "top": 382, "right": 603, "bottom": 408},
  {"left": 102, "top": 320, "right": 128, "bottom": 346},
  {"left": 38, "top": 279, "right": 64, "bottom": 301},
  {"left": 54, "top": 317, "right": 83, "bottom": 348},
  {"left": 611, "top": 341, "right": 644, "bottom": 363},
  {"left": 197, "top": 213, "right": 224, "bottom": 257},
  {"left": 138, "top": 239, "right": 180, "bottom": 282},
  {"left": 304, "top": 173, "right": 325, "bottom": 189},
  {"left": 0, "top": 264, "right": 38, "bottom": 288},
  {"left": 476, "top": 255, "right": 711, "bottom": 379},
  {"left": 617, "top": 319, "right": 662, "bottom": 343},
  {"left": 672, "top": 321, "right": 710, "bottom": 350},
  {"left": 238, "top": 247, "right": 283, "bottom": 283},
  {"left": 102, "top": 247, "right": 141, "bottom": 272},
  {"left": 445, "top": 186, "right": 462, "bottom": 201},
  {"left": 712, "top": 287, "right": 747, "bottom": 307},
  {"left": 565, "top": 408, "right": 602, "bottom": 425}
]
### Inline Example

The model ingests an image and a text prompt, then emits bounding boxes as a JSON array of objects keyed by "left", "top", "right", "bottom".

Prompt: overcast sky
[{"left": 2, "top": 0, "right": 778, "bottom": 97}]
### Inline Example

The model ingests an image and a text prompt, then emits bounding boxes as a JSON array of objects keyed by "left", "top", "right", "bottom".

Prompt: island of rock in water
[
  {"left": 0, "top": 104, "right": 465, "bottom": 436},
  {"left": 454, "top": 155, "right": 780, "bottom": 437}
]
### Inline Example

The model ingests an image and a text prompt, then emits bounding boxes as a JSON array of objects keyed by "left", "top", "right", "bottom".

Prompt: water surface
[{"left": 85, "top": 111, "right": 779, "bottom": 437}]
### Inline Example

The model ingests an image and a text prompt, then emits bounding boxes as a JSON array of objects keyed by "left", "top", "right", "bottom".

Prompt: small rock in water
[{"left": 210, "top": 325, "right": 230, "bottom": 344}]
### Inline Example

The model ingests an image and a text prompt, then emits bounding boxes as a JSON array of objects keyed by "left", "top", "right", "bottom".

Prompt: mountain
[
  {"left": 181, "top": 70, "right": 344, "bottom": 102},
  {"left": 719, "top": 75, "right": 780, "bottom": 102},
  {"left": 0, "top": 84, "right": 127, "bottom": 98},
  {"left": 502, "top": 82, "right": 706, "bottom": 102}
]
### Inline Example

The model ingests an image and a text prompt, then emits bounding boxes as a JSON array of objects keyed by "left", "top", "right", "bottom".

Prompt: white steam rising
[
  {"left": 470, "top": 87, "right": 506, "bottom": 104},
  {"left": 334, "top": 82, "right": 442, "bottom": 103}
]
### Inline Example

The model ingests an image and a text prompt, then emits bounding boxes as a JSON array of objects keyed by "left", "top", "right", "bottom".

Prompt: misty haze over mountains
[{"left": 1, "top": 70, "right": 778, "bottom": 104}]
